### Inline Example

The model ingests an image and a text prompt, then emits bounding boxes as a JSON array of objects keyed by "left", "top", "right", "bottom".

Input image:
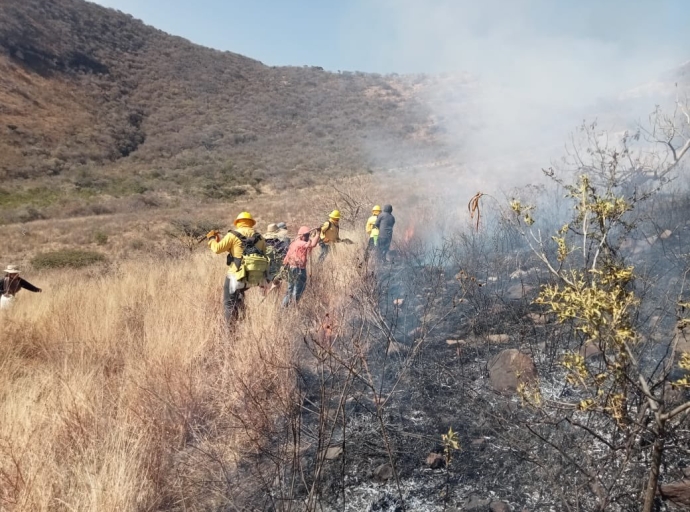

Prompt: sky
[{"left": 90, "top": 0, "right": 689, "bottom": 85}]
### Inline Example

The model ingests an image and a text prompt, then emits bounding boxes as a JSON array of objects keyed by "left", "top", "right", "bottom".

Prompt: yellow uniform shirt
[
  {"left": 209, "top": 226, "right": 266, "bottom": 276},
  {"left": 320, "top": 220, "right": 340, "bottom": 244},
  {"left": 366, "top": 215, "right": 380, "bottom": 238}
]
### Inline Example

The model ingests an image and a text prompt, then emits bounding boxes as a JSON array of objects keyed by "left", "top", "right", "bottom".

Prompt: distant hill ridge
[{"left": 0, "top": 0, "right": 440, "bottom": 219}]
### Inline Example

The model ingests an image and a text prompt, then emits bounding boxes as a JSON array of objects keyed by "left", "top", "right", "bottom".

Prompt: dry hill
[{"left": 0, "top": 0, "right": 442, "bottom": 223}]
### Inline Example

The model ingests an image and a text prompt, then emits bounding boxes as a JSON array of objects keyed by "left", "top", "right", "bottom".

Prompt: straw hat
[{"left": 3, "top": 264, "right": 20, "bottom": 274}]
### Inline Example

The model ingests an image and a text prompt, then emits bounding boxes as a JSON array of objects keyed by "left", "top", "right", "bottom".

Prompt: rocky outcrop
[
  {"left": 488, "top": 349, "right": 537, "bottom": 393},
  {"left": 660, "top": 479, "right": 690, "bottom": 507}
]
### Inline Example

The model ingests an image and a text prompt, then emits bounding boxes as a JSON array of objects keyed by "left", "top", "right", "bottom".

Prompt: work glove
[{"left": 206, "top": 229, "right": 220, "bottom": 241}]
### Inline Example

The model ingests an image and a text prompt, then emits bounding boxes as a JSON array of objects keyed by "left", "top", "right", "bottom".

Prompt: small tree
[
  {"left": 510, "top": 103, "right": 690, "bottom": 512},
  {"left": 166, "top": 219, "right": 221, "bottom": 253}
]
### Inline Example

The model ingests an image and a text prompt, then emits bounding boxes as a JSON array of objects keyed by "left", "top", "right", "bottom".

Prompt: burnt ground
[
  {"left": 291, "top": 255, "right": 564, "bottom": 512},
  {"left": 220, "top": 218, "right": 690, "bottom": 512},
  {"left": 287, "top": 229, "right": 690, "bottom": 512}
]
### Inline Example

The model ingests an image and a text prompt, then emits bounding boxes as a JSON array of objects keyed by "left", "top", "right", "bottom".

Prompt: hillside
[{"left": 0, "top": 0, "right": 442, "bottom": 223}]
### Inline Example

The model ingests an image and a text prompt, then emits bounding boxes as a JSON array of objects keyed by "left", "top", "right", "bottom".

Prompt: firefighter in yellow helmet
[
  {"left": 318, "top": 210, "right": 341, "bottom": 262},
  {"left": 365, "top": 205, "right": 381, "bottom": 257},
  {"left": 207, "top": 211, "right": 268, "bottom": 322}
]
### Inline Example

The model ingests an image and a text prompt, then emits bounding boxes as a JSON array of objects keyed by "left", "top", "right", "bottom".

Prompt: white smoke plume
[{"left": 349, "top": 0, "right": 689, "bottom": 190}]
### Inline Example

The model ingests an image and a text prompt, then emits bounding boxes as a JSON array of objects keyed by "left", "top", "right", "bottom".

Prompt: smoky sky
[
  {"left": 348, "top": 0, "right": 687, "bottom": 103},
  {"left": 345, "top": 0, "right": 689, "bottom": 188}
]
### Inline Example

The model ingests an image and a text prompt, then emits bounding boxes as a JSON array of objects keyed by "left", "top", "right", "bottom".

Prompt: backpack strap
[
  {"left": 227, "top": 229, "right": 246, "bottom": 245},
  {"left": 227, "top": 229, "right": 247, "bottom": 269}
]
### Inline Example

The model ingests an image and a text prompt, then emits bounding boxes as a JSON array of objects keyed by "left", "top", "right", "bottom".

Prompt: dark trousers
[
  {"left": 223, "top": 276, "right": 245, "bottom": 323},
  {"left": 377, "top": 237, "right": 391, "bottom": 262},
  {"left": 318, "top": 242, "right": 330, "bottom": 262},
  {"left": 365, "top": 237, "right": 377, "bottom": 257},
  {"left": 282, "top": 267, "right": 308, "bottom": 306}
]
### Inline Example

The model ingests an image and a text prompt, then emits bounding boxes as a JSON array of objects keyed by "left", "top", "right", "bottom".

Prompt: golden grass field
[
  {"left": 0, "top": 169, "right": 470, "bottom": 511},
  {"left": 0, "top": 222, "right": 363, "bottom": 511}
]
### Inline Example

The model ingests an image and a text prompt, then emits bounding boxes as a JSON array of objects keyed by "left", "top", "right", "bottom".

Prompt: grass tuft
[{"left": 31, "top": 249, "right": 107, "bottom": 269}]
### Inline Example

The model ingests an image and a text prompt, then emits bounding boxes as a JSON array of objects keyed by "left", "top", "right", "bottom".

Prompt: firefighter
[
  {"left": 318, "top": 210, "right": 341, "bottom": 262},
  {"left": 276, "top": 222, "right": 290, "bottom": 243},
  {"left": 374, "top": 204, "right": 396, "bottom": 262},
  {"left": 264, "top": 223, "right": 290, "bottom": 282},
  {"left": 207, "top": 212, "right": 268, "bottom": 322},
  {"left": 282, "top": 226, "right": 320, "bottom": 306},
  {"left": 0, "top": 265, "right": 42, "bottom": 310},
  {"left": 365, "top": 205, "right": 381, "bottom": 257}
]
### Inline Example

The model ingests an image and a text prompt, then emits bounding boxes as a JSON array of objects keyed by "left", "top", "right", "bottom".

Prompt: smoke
[{"left": 348, "top": 0, "right": 689, "bottom": 191}]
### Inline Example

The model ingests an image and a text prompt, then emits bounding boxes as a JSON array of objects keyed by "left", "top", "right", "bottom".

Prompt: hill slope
[{"left": 0, "top": 0, "right": 440, "bottom": 221}]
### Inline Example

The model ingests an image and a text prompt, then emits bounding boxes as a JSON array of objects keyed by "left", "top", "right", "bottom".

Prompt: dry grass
[{"left": 0, "top": 235, "right": 361, "bottom": 511}]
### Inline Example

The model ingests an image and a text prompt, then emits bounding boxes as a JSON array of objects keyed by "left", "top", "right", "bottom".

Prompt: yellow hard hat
[
  {"left": 372, "top": 205, "right": 382, "bottom": 213},
  {"left": 329, "top": 210, "right": 341, "bottom": 220},
  {"left": 234, "top": 211, "right": 256, "bottom": 227}
]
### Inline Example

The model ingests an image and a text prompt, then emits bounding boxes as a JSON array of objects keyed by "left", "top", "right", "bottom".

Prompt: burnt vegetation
[{"left": 202, "top": 109, "right": 690, "bottom": 512}]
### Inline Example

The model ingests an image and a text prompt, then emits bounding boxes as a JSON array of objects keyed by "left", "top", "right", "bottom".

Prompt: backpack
[
  {"left": 227, "top": 230, "right": 270, "bottom": 286},
  {"left": 265, "top": 237, "right": 289, "bottom": 280}
]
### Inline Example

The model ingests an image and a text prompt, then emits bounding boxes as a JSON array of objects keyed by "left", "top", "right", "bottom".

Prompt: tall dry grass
[{"left": 0, "top": 236, "right": 361, "bottom": 511}]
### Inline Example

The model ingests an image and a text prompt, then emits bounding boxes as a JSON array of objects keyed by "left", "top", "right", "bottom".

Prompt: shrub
[
  {"left": 94, "top": 231, "right": 109, "bottom": 245},
  {"left": 32, "top": 250, "right": 106, "bottom": 269},
  {"left": 166, "top": 219, "right": 222, "bottom": 253}
]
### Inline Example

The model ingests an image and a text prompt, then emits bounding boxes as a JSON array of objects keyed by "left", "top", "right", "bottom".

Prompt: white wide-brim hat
[{"left": 3, "top": 265, "right": 20, "bottom": 274}]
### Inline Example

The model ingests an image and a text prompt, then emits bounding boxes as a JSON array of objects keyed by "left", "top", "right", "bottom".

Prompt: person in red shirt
[{"left": 282, "top": 226, "right": 319, "bottom": 306}]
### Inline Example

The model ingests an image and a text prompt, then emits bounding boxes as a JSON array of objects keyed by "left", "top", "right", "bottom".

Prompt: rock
[
  {"left": 510, "top": 269, "right": 528, "bottom": 279},
  {"left": 490, "top": 502, "right": 512, "bottom": 512},
  {"left": 487, "top": 334, "right": 510, "bottom": 344},
  {"left": 393, "top": 298, "right": 405, "bottom": 306},
  {"left": 683, "top": 467, "right": 690, "bottom": 478},
  {"left": 659, "top": 479, "right": 690, "bottom": 506},
  {"left": 676, "top": 336, "right": 690, "bottom": 355},
  {"left": 372, "top": 463, "right": 393, "bottom": 482},
  {"left": 488, "top": 349, "right": 537, "bottom": 393},
  {"left": 506, "top": 283, "right": 534, "bottom": 299},
  {"left": 527, "top": 312, "right": 547, "bottom": 325},
  {"left": 488, "top": 304, "right": 507, "bottom": 315},
  {"left": 465, "top": 495, "right": 491, "bottom": 510},
  {"left": 580, "top": 341, "right": 602, "bottom": 359},
  {"left": 660, "top": 229, "right": 673, "bottom": 240},
  {"left": 471, "top": 437, "right": 487, "bottom": 446},
  {"left": 665, "top": 382, "right": 687, "bottom": 407},
  {"left": 324, "top": 446, "right": 342, "bottom": 460},
  {"left": 425, "top": 452, "right": 445, "bottom": 469}
]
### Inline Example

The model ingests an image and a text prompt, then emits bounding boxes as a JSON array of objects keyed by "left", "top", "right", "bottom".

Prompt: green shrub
[
  {"left": 32, "top": 250, "right": 106, "bottom": 270},
  {"left": 94, "top": 231, "right": 109, "bottom": 245}
]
